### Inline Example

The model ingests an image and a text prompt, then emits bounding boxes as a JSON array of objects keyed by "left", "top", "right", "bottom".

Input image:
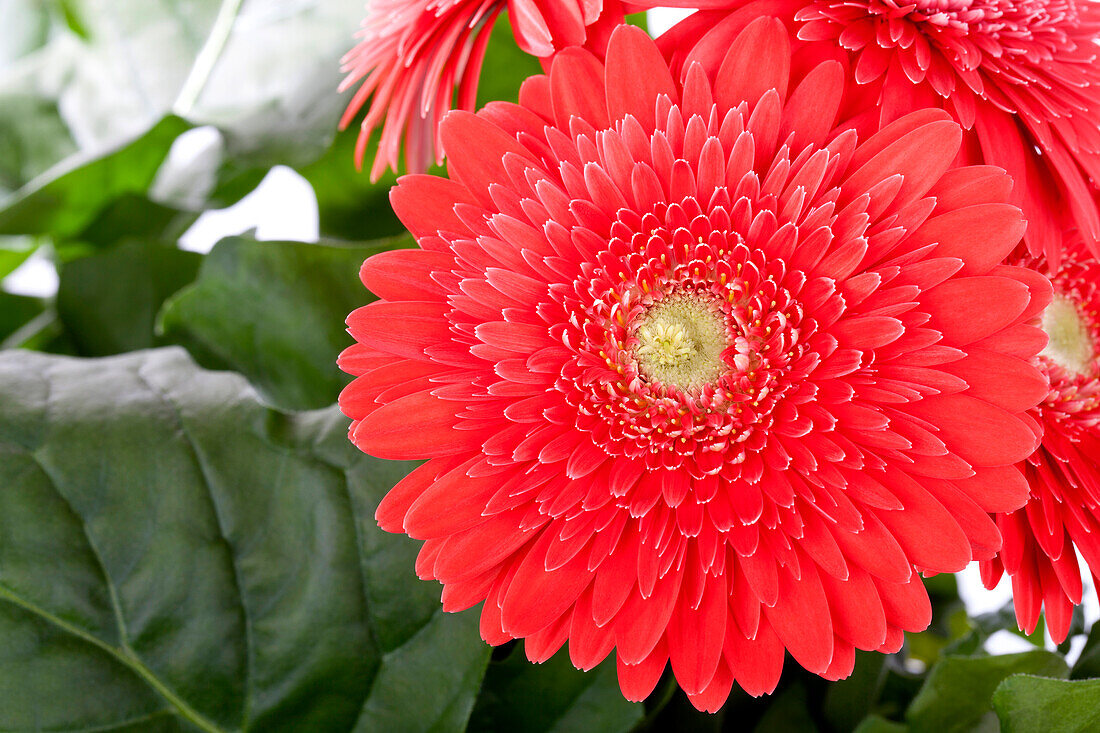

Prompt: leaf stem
[{"left": 174, "top": 0, "right": 246, "bottom": 115}]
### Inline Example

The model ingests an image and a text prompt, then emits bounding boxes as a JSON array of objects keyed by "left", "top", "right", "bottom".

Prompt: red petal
[
  {"left": 433, "top": 508, "right": 536, "bottom": 582},
  {"left": 907, "top": 394, "right": 1039, "bottom": 467},
  {"left": 604, "top": 25, "right": 677, "bottom": 129},
  {"left": 360, "top": 249, "right": 453, "bottom": 302},
  {"left": 346, "top": 300, "right": 451, "bottom": 361},
  {"left": 501, "top": 528, "right": 596, "bottom": 637},
  {"left": 820, "top": 565, "right": 887, "bottom": 650},
  {"left": 716, "top": 17, "right": 790, "bottom": 112},
  {"left": 403, "top": 458, "right": 506, "bottom": 538},
  {"left": 353, "top": 390, "right": 482, "bottom": 460},
  {"left": 921, "top": 275, "right": 1031, "bottom": 345},
  {"left": 616, "top": 637, "right": 668, "bottom": 701},
  {"left": 779, "top": 61, "right": 844, "bottom": 151},
  {"left": 390, "top": 174, "right": 478, "bottom": 238},
  {"left": 685, "top": 660, "right": 734, "bottom": 713},
  {"left": 912, "top": 204, "right": 1025, "bottom": 277},
  {"left": 667, "top": 571, "right": 727, "bottom": 694},
  {"left": 873, "top": 466, "right": 971, "bottom": 572},
  {"left": 953, "top": 464, "right": 1029, "bottom": 514},
  {"left": 569, "top": 587, "right": 615, "bottom": 670},
  {"left": 550, "top": 47, "right": 609, "bottom": 130},
  {"left": 843, "top": 118, "right": 962, "bottom": 210},
  {"left": 440, "top": 111, "right": 536, "bottom": 208},
  {"left": 764, "top": 558, "right": 833, "bottom": 673},
  {"left": 725, "top": 618, "right": 785, "bottom": 696},
  {"left": 943, "top": 349, "right": 1048, "bottom": 413},
  {"left": 376, "top": 456, "right": 463, "bottom": 533}
]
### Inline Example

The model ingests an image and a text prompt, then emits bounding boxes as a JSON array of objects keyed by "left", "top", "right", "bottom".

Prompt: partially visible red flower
[
  {"left": 981, "top": 236, "right": 1100, "bottom": 643},
  {"left": 656, "top": 0, "right": 1100, "bottom": 262},
  {"left": 339, "top": 0, "right": 630, "bottom": 180},
  {"left": 341, "top": 22, "right": 1049, "bottom": 710}
]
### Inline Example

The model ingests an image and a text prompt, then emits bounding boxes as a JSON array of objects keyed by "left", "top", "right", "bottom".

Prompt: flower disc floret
[{"left": 341, "top": 21, "right": 1050, "bottom": 710}]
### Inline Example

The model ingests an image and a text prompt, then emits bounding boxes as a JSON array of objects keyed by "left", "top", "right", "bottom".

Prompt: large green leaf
[
  {"left": 467, "top": 646, "right": 644, "bottom": 733},
  {"left": 0, "top": 115, "right": 191, "bottom": 238},
  {"left": 56, "top": 240, "right": 202, "bottom": 355},
  {"left": 159, "top": 235, "right": 412, "bottom": 411},
  {"left": 993, "top": 675, "right": 1100, "bottom": 732},
  {"left": 905, "top": 651, "right": 1069, "bottom": 733},
  {"left": 0, "top": 347, "right": 491, "bottom": 731}
]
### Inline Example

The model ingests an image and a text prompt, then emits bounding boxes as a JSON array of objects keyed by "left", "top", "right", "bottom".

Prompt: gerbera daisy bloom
[
  {"left": 656, "top": 0, "right": 1100, "bottom": 262},
  {"left": 340, "top": 22, "right": 1050, "bottom": 710},
  {"left": 339, "top": 0, "right": 631, "bottom": 180},
  {"left": 980, "top": 236, "right": 1100, "bottom": 644}
]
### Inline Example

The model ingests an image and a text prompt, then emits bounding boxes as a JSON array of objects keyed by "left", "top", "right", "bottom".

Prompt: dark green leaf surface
[
  {"left": 57, "top": 240, "right": 202, "bottom": 355},
  {"left": 993, "top": 675, "right": 1100, "bottom": 732},
  {"left": 468, "top": 646, "right": 643, "bottom": 733},
  {"left": 159, "top": 235, "right": 412, "bottom": 411},
  {"left": 0, "top": 289, "right": 44, "bottom": 342},
  {"left": 905, "top": 651, "right": 1068, "bottom": 733},
  {"left": 1071, "top": 617, "right": 1100, "bottom": 680},
  {"left": 0, "top": 348, "right": 490, "bottom": 731}
]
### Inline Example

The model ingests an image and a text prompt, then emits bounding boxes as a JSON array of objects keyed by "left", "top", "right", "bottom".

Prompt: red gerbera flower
[
  {"left": 657, "top": 0, "right": 1100, "bottom": 262},
  {"left": 339, "top": 0, "right": 630, "bottom": 180},
  {"left": 340, "top": 22, "right": 1049, "bottom": 709},
  {"left": 980, "top": 236, "right": 1100, "bottom": 643}
]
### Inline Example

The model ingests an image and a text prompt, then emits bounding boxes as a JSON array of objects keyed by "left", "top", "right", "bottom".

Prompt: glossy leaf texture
[
  {"left": 159, "top": 235, "right": 414, "bottom": 411},
  {"left": 0, "top": 347, "right": 491, "bottom": 731},
  {"left": 993, "top": 675, "right": 1100, "bottom": 732}
]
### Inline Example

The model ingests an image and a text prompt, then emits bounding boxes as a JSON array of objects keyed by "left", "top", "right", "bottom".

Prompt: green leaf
[
  {"left": 0, "top": 289, "right": 44, "bottom": 342},
  {"left": 1071, "top": 621, "right": 1100, "bottom": 679},
  {"left": 467, "top": 646, "right": 643, "bottom": 733},
  {"left": 853, "top": 715, "right": 909, "bottom": 733},
  {"left": 755, "top": 683, "right": 819, "bottom": 733},
  {"left": 297, "top": 127, "right": 407, "bottom": 242},
  {"left": 0, "top": 236, "right": 38, "bottom": 278},
  {"left": 0, "top": 93, "right": 77, "bottom": 196},
  {"left": 159, "top": 235, "right": 412, "bottom": 411},
  {"left": 0, "top": 347, "right": 491, "bottom": 731},
  {"left": 56, "top": 240, "right": 202, "bottom": 355},
  {"left": 905, "top": 651, "right": 1069, "bottom": 733},
  {"left": 0, "top": 116, "right": 192, "bottom": 238},
  {"left": 993, "top": 675, "right": 1100, "bottom": 732},
  {"left": 823, "top": 651, "right": 888, "bottom": 732}
]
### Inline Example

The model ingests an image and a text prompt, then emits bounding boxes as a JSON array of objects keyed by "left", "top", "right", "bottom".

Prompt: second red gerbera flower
[
  {"left": 341, "top": 21, "right": 1050, "bottom": 710},
  {"left": 982, "top": 236, "right": 1100, "bottom": 643}
]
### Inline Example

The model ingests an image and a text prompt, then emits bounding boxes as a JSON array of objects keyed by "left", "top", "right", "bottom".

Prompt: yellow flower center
[
  {"left": 634, "top": 296, "right": 728, "bottom": 388},
  {"left": 1041, "top": 294, "right": 1095, "bottom": 375}
]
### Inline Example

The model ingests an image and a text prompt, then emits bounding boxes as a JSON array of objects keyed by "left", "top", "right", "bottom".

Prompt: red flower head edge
[{"left": 340, "top": 21, "right": 1051, "bottom": 710}]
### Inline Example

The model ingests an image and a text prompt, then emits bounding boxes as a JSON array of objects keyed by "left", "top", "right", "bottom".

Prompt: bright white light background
[{"left": 3, "top": 6, "right": 1096, "bottom": 656}]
